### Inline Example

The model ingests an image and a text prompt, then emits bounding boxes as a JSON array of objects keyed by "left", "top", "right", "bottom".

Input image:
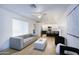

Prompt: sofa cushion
[
  {"left": 23, "top": 37, "right": 36, "bottom": 47},
  {"left": 23, "top": 37, "right": 34, "bottom": 43},
  {"left": 18, "top": 34, "right": 33, "bottom": 39}
]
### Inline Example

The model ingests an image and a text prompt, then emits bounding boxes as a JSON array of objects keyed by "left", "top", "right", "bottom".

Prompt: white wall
[
  {"left": 56, "top": 4, "right": 79, "bottom": 49},
  {"left": 55, "top": 5, "right": 78, "bottom": 37},
  {"left": 35, "top": 23, "right": 41, "bottom": 36},
  {"left": 42, "top": 24, "right": 58, "bottom": 31},
  {"left": 0, "top": 8, "right": 12, "bottom": 51},
  {"left": 58, "top": 17, "right": 67, "bottom": 37},
  {"left": 66, "top": 5, "right": 79, "bottom": 49},
  {"left": 0, "top": 7, "right": 36, "bottom": 51},
  {"left": 60, "top": 4, "right": 79, "bottom": 49},
  {"left": 29, "top": 21, "right": 36, "bottom": 34}
]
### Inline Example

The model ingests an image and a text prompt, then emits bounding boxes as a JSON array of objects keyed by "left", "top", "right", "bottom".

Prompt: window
[{"left": 12, "top": 19, "right": 29, "bottom": 37}]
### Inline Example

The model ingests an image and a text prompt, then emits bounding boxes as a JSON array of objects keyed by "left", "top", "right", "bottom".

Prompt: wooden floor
[{"left": 0, "top": 36, "right": 56, "bottom": 55}]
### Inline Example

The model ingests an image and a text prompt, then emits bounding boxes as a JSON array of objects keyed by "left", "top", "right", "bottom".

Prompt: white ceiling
[{"left": 1, "top": 4, "right": 70, "bottom": 23}]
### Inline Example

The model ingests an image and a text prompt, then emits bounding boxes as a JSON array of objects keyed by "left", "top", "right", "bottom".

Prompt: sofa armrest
[
  {"left": 10, "top": 37, "right": 23, "bottom": 50},
  {"left": 60, "top": 45, "right": 79, "bottom": 55}
]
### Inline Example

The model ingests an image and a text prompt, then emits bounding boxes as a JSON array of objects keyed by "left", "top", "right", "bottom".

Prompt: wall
[
  {"left": 0, "top": 8, "right": 12, "bottom": 51},
  {"left": 60, "top": 4, "right": 79, "bottom": 49},
  {"left": 56, "top": 5, "right": 78, "bottom": 37},
  {"left": 29, "top": 21, "right": 36, "bottom": 34},
  {"left": 41, "top": 24, "right": 58, "bottom": 31},
  {"left": 0, "top": 6, "right": 36, "bottom": 51},
  {"left": 35, "top": 23, "right": 41, "bottom": 36},
  {"left": 66, "top": 5, "right": 79, "bottom": 49},
  {"left": 56, "top": 4, "right": 79, "bottom": 49},
  {"left": 57, "top": 17, "right": 67, "bottom": 37}
]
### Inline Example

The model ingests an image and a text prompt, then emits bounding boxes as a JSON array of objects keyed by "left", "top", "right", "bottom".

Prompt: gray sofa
[{"left": 10, "top": 34, "right": 37, "bottom": 50}]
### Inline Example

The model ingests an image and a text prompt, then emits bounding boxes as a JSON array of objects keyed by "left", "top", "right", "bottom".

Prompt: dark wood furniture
[
  {"left": 47, "top": 31, "right": 59, "bottom": 37},
  {"left": 41, "top": 31, "right": 47, "bottom": 36},
  {"left": 41, "top": 31, "right": 59, "bottom": 37},
  {"left": 60, "top": 45, "right": 79, "bottom": 55},
  {"left": 55, "top": 36, "right": 65, "bottom": 45}
]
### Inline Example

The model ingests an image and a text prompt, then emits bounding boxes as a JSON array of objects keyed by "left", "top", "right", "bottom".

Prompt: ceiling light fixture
[{"left": 38, "top": 15, "right": 41, "bottom": 19}]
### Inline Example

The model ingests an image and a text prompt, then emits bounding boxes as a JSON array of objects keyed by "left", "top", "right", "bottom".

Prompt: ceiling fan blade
[{"left": 30, "top": 4, "right": 36, "bottom": 8}]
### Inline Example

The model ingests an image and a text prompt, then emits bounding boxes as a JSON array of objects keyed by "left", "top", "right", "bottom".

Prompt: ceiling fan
[
  {"left": 30, "top": 4, "right": 47, "bottom": 23},
  {"left": 30, "top": 4, "right": 37, "bottom": 8}
]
